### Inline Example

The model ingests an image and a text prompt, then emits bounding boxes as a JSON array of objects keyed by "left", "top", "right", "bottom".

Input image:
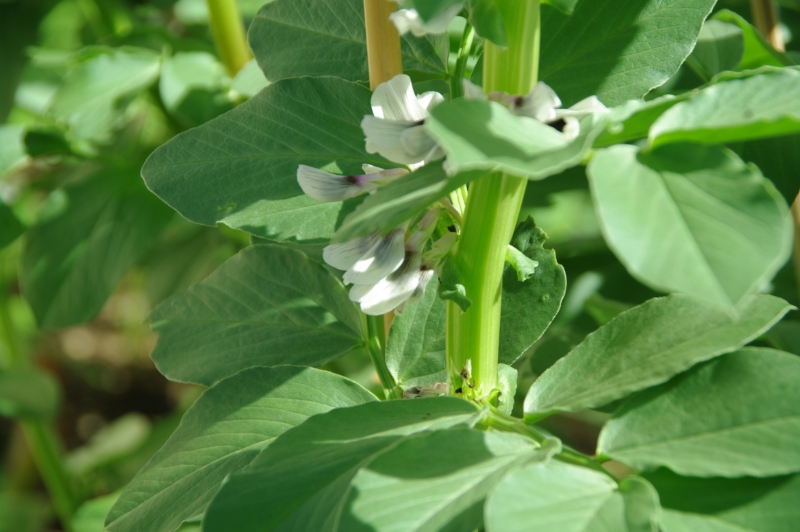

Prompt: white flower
[
  {"left": 361, "top": 74, "right": 444, "bottom": 167},
  {"left": 297, "top": 164, "right": 407, "bottom": 203},
  {"left": 463, "top": 79, "right": 608, "bottom": 139},
  {"left": 349, "top": 249, "right": 435, "bottom": 315},
  {"left": 323, "top": 226, "right": 407, "bottom": 285},
  {"left": 389, "top": 4, "right": 462, "bottom": 36},
  {"left": 346, "top": 210, "right": 439, "bottom": 315}
]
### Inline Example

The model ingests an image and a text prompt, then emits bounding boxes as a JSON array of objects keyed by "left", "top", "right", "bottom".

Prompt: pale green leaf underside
[
  {"left": 651, "top": 68, "right": 800, "bottom": 146},
  {"left": 150, "top": 244, "right": 363, "bottom": 386},
  {"left": 203, "top": 398, "right": 481, "bottom": 531},
  {"left": 142, "top": 76, "right": 392, "bottom": 244},
  {"left": 525, "top": 294, "right": 792, "bottom": 417},
  {"left": 426, "top": 99, "right": 603, "bottom": 180},
  {"left": 106, "top": 366, "right": 375, "bottom": 532},
  {"left": 646, "top": 469, "right": 800, "bottom": 532},
  {"left": 485, "top": 461, "right": 659, "bottom": 532},
  {"left": 599, "top": 348, "right": 800, "bottom": 477},
  {"left": 540, "top": 0, "right": 716, "bottom": 107},
  {"left": 587, "top": 143, "right": 792, "bottom": 307},
  {"left": 249, "top": 0, "right": 448, "bottom": 82}
]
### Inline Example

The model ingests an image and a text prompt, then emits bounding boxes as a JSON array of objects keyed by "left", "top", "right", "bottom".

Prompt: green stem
[
  {"left": 0, "top": 287, "right": 76, "bottom": 531},
  {"left": 450, "top": 22, "right": 475, "bottom": 99},
  {"left": 206, "top": 0, "right": 252, "bottom": 76},
  {"left": 447, "top": 0, "right": 541, "bottom": 399},
  {"left": 362, "top": 313, "right": 402, "bottom": 399},
  {"left": 21, "top": 422, "right": 77, "bottom": 532}
]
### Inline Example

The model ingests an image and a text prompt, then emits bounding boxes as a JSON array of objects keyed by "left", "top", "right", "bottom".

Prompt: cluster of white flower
[
  {"left": 297, "top": 75, "right": 445, "bottom": 316},
  {"left": 295, "top": 19, "right": 607, "bottom": 315}
]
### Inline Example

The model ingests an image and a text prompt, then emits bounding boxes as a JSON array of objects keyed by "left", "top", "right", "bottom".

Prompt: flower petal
[
  {"left": 371, "top": 74, "right": 427, "bottom": 121},
  {"left": 400, "top": 125, "right": 441, "bottom": 163},
  {"left": 517, "top": 82, "right": 561, "bottom": 122},
  {"left": 343, "top": 227, "right": 406, "bottom": 285},
  {"left": 389, "top": 5, "right": 461, "bottom": 37},
  {"left": 297, "top": 165, "right": 379, "bottom": 203},
  {"left": 462, "top": 79, "right": 487, "bottom": 100},
  {"left": 352, "top": 251, "right": 427, "bottom": 315},
  {"left": 417, "top": 91, "right": 444, "bottom": 112},
  {"left": 323, "top": 233, "right": 380, "bottom": 271},
  {"left": 362, "top": 115, "right": 425, "bottom": 165}
]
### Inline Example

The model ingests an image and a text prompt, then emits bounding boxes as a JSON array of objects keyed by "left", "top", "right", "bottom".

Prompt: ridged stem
[{"left": 447, "top": 0, "right": 540, "bottom": 399}]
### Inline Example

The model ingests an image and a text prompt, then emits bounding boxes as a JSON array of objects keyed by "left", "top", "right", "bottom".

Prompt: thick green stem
[
  {"left": 447, "top": 0, "right": 540, "bottom": 398},
  {"left": 450, "top": 22, "right": 475, "bottom": 99},
  {"left": 206, "top": 0, "right": 251, "bottom": 76},
  {"left": 362, "top": 313, "right": 402, "bottom": 399},
  {"left": 0, "top": 287, "right": 76, "bottom": 531}
]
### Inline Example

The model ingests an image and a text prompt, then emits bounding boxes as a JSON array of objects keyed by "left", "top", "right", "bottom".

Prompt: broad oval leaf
[
  {"left": 248, "top": 0, "right": 448, "bottom": 82},
  {"left": 485, "top": 461, "right": 660, "bottom": 532},
  {"left": 203, "top": 398, "right": 481, "bottom": 531},
  {"left": 142, "top": 76, "right": 393, "bottom": 243},
  {"left": 425, "top": 99, "right": 604, "bottom": 180},
  {"left": 598, "top": 348, "right": 800, "bottom": 477},
  {"left": 500, "top": 217, "right": 566, "bottom": 365},
  {"left": 645, "top": 468, "right": 800, "bottom": 532},
  {"left": 650, "top": 68, "right": 800, "bottom": 146},
  {"left": 0, "top": 202, "right": 24, "bottom": 251},
  {"left": 339, "top": 429, "right": 548, "bottom": 532},
  {"left": 587, "top": 143, "right": 792, "bottom": 307},
  {"left": 740, "top": 133, "right": 800, "bottom": 205},
  {"left": 386, "top": 278, "right": 447, "bottom": 388},
  {"left": 524, "top": 294, "right": 792, "bottom": 418},
  {"left": 105, "top": 366, "right": 376, "bottom": 532},
  {"left": 150, "top": 244, "right": 363, "bottom": 386},
  {"left": 21, "top": 171, "right": 173, "bottom": 329},
  {"left": 539, "top": 0, "right": 716, "bottom": 107}
]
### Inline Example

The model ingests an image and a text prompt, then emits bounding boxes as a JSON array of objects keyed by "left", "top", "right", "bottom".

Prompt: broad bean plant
[{"left": 53, "top": 0, "right": 800, "bottom": 530}]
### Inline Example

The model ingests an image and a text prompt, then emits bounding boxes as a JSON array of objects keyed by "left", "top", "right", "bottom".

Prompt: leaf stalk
[{"left": 206, "top": 0, "right": 252, "bottom": 76}]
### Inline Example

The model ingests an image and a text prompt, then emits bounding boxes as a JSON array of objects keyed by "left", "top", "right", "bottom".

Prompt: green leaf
[
  {"left": 142, "top": 76, "right": 390, "bottom": 243},
  {"left": 21, "top": 171, "right": 173, "bottom": 328},
  {"left": 73, "top": 492, "right": 120, "bottom": 532},
  {"left": 506, "top": 245, "right": 538, "bottom": 282},
  {"left": 339, "top": 429, "right": 549, "bottom": 532},
  {"left": 150, "top": 244, "right": 363, "bottom": 386},
  {"left": 598, "top": 348, "right": 800, "bottom": 477},
  {"left": 542, "top": 0, "right": 579, "bottom": 14},
  {"left": 0, "top": 202, "right": 24, "bottom": 251},
  {"left": 159, "top": 52, "right": 232, "bottom": 126},
  {"left": 739, "top": 133, "right": 800, "bottom": 205},
  {"left": 714, "top": 10, "right": 793, "bottom": 70},
  {"left": 439, "top": 254, "right": 472, "bottom": 311},
  {"left": 333, "top": 161, "right": 486, "bottom": 242},
  {"left": 67, "top": 414, "right": 151, "bottom": 476},
  {"left": 650, "top": 68, "right": 800, "bottom": 146},
  {"left": 485, "top": 461, "right": 660, "bottom": 532},
  {"left": 540, "top": 0, "right": 716, "bottom": 107},
  {"left": 106, "top": 366, "right": 375, "bottom": 532},
  {"left": 386, "top": 278, "right": 447, "bottom": 388},
  {"left": 468, "top": 0, "right": 507, "bottom": 46},
  {"left": 0, "top": 124, "right": 27, "bottom": 177},
  {"left": 48, "top": 47, "right": 161, "bottom": 142},
  {"left": 594, "top": 94, "right": 691, "bottom": 147},
  {"left": 425, "top": 99, "right": 604, "bottom": 180},
  {"left": 202, "top": 398, "right": 481, "bottom": 531},
  {"left": 524, "top": 294, "right": 792, "bottom": 419},
  {"left": 230, "top": 58, "right": 269, "bottom": 99},
  {"left": 248, "top": 0, "right": 448, "bottom": 83},
  {"left": 645, "top": 468, "right": 800, "bottom": 532},
  {"left": 499, "top": 217, "right": 566, "bottom": 365},
  {"left": 410, "top": 0, "right": 464, "bottom": 21},
  {"left": 685, "top": 19, "right": 744, "bottom": 81},
  {"left": 587, "top": 143, "right": 792, "bottom": 307},
  {"left": 0, "top": 367, "right": 60, "bottom": 420}
]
